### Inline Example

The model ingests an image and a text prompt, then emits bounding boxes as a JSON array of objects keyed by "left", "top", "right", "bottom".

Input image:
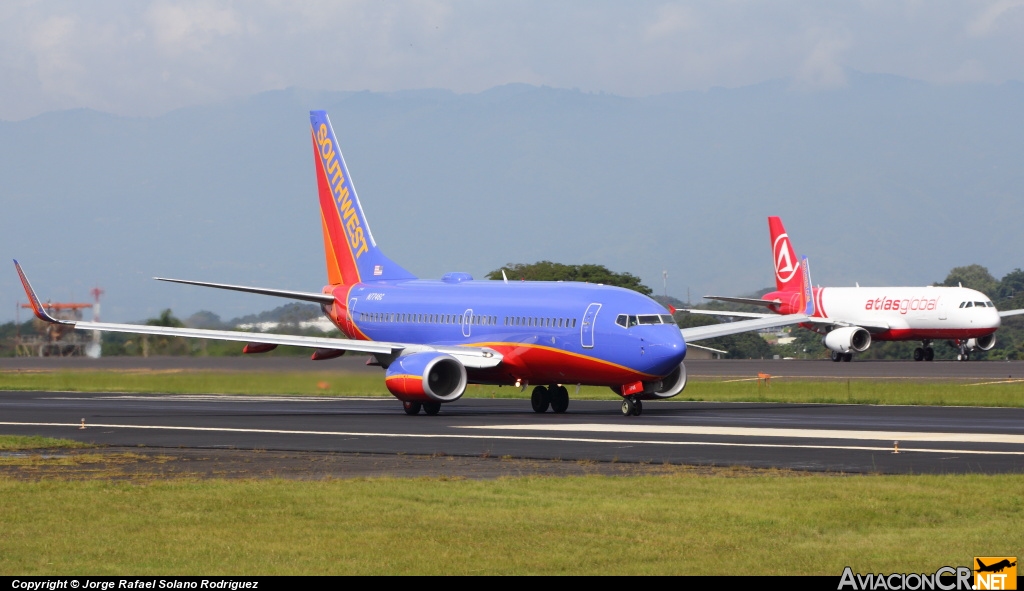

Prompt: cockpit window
[
  {"left": 617, "top": 313, "right": 677, "bottom": 327},
  {"left": 975, "top": 302, "right": 987, "bottom": 308},
  {"left": 965, "top": 302, "right": 973, "bottom": 308}
]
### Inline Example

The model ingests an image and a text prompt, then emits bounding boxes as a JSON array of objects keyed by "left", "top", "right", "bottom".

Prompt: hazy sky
[{"left": 3, "top": 1, "right": 1024, "bottom": 121}]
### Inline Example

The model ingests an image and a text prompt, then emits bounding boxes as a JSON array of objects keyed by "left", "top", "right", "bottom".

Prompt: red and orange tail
[{"left": 310, "top": 111, "right": 416, "bottom": 286}]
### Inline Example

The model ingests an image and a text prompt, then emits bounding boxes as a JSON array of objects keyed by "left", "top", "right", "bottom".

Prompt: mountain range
[{"left": 2, "top": 72, "right": 1022, "bottom": 323}]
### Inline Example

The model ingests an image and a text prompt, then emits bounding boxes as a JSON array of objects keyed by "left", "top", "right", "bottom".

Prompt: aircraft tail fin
[
  {"left": 768, "top": 216, "right": 803, "bottom": 293},
  {"left": 310, "top": 110, "right": 416, "bottom": 285}
]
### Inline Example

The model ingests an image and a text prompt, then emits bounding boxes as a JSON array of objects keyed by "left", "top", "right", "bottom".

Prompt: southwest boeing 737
[
  {"left": 15, "top": 111, "right": 808, "bottom": 416},
  {"left": 686, "top": 216, "right": 1024, "bottom": 362}
]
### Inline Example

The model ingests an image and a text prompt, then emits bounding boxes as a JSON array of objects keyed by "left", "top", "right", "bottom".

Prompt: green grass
[
  {"left": 0, "top": 370, "right": 392, "bottom": 396},
  {"left": 3, "top": 369, "right": 1024, "bottom": 407},
  {"left": 0, "top": 435, "right": 92, "bottom": 450},
  {"left": 679, "top": 378, "right": 1024, "bottom": 407},
  {"left": 0, "top": 473, "right": 1020, "bottom": 575}
]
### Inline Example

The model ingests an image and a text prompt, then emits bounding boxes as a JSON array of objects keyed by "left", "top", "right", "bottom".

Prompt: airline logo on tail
[
  {"left": 315, "top": 122, "right": 369, "bottom": 260},
  {"left": 774, "top": 233, "right": 799, "bottom": 284},
  {"left": 769, "top": 216, "right": 804, "bottom": 293}
]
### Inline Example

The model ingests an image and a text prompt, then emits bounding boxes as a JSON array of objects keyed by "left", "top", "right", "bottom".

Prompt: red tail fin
[{"left": 768, "top": 216, "right": 802, "bottom": 293}]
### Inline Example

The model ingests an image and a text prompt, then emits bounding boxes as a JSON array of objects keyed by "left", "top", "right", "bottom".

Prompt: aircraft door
[
  {"left": 462, "top": 308, "right": 473, "bottom": 338},
  {"left": 581, "top": 303, "right": 601, "bottom": 349},
  {"left": 938, "top": 298, "right": 947, "bottom": 320}
]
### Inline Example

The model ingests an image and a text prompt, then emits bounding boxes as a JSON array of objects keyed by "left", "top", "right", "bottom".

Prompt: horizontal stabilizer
[
  {"left": 155, "top": 277, "right": 335, "bottom": 304},
  {"left": 704, "top": 296, "right": 781, "bottom": 308}
]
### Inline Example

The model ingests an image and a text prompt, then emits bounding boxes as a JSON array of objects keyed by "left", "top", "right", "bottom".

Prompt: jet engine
[
  {"left": 822, "top": 326, "right": 871, "bottom": 353},
  {"left": 967, "top": 334, "right": 996, "bottom": 351},
  {"left": 384, "top": 352, "right": 468, "bottom": 403},
  {"left": 640, "top": 361, "right": 688, "bottom": 400}
]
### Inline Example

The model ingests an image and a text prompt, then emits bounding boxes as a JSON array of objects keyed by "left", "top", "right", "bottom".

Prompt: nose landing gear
[{"left": 620, "top": 396, "right": 643, "bottom": 416}]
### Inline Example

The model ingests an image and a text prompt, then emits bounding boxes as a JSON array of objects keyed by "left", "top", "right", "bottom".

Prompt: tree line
[{"left": 1, "top": 262, "right": 1020, "bottom": 360}]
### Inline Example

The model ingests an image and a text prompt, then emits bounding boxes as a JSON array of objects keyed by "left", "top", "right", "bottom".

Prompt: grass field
[
  {"left": 3, "top": 369, "right": 1024, "bottom": 407},
  {"left": 1, "top": 469, "right": 1021, "bottom": 575},
  {"left": 2, "top": 374, "right": 1022, "bottom": 575}
]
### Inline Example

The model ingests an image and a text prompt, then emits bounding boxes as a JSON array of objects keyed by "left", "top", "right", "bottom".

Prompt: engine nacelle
[
  {"left": 822, "top": 326, "right": 871, "bottom": 353},
  {"left": 640, "top": 361, "right": 688, "bottom": 400},
  {"left": 967, "top": 334, "right": 996, "bottom": 351},
  {"left": 384, "top": 352, "right": 468, "bottom": 404}
]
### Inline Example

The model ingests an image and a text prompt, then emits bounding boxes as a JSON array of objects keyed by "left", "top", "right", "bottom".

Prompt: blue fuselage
[{"left": 324, "top": 278, "right": 687, "bottom": 387}]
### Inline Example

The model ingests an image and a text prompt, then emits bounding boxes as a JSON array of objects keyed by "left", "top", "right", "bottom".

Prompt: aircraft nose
[{"left": 642, "top": 331, "right": 687, "bottom": 375}]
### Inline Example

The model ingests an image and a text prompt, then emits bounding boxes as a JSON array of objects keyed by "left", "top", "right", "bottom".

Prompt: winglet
[
  {"left": 13, "top": 260, "right": 69, "bottom": 324},
  {"left": 800, "top": 255, "right": 815, "bottom": 316}
]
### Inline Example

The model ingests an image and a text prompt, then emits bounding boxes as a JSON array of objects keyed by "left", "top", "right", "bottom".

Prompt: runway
[{"left": 2, "top": 390, "right": 1022, "bottom": 475}]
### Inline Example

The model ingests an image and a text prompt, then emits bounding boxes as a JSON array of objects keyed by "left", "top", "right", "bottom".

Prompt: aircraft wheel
[
  {"left": 831, "top": 351, "right": 842, "bottom": 362},
  {"left": 403, "top": 401, "right": 422, "bottom": 416},
  {"left": 956, "top": 353, "right": 963, "bottom": 361},
  {"left": 633, "top": 399, "right": 643, "bottom": 416},
  {"left": 621, "top": 399, "right": 634, "bottom": 416},
  {"left": 550, "top": 385, "right": 569, "bottom": 413},
  {"left": 963, "top": 352, "right": 970, "bottom": 362},
  {"left": 531, "top": 386, "right": 550, "bottom": 413},
  {"left": 913, "top": 348, "right": 924, "bottom": 361},
  {"left": 843, "top": 353, "right": 853, "bottom": 362},
  {"left": 423, "top": 403, "right": 442, "bottom": 416},
  {"left": 924, "top": 347, "right": 934, "bottom": 361}
]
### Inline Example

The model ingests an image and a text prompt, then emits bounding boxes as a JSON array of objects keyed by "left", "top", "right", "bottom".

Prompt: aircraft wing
[
  {"left": 14, "top": 261, "right": 502, "bottom": 370},
  {"left": 999, "top": 308, "right": 1024, "bottom": 318},
  {"left": 802, "top": 318, "right": 891, "bottom": 333},
  {"left": 680, "top": 314, "right": 808, "bottom": 343},
  {"left": 679, "top": 309, "right": 773, "bottom": 319}
]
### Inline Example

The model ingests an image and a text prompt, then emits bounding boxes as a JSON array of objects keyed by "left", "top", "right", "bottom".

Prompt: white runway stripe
[
  {"left": 1, "top": 421, "right": 1022, "bottom": 456},
  {"left": 462, "top": 424, "right": 1024, "bottom": 445}
]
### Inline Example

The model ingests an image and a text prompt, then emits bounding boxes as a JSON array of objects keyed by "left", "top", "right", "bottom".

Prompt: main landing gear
[
  {"left": 531, "top": 385, "right": 570, "bottom": 414},
  {"left": 620, "top": 396, "right": 643, "bottom": 416},
  {"left": 830, "top": 351, "right": 853, "bottom": 362},
  {"left": 913, "top": 342, "right": 935, "bottom": 362},
  {"left": 403, "top": 401, "right": 442, "bottom": 415}
]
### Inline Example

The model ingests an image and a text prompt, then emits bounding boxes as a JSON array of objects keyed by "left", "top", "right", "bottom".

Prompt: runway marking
[
  {"left": 964, "top": 379, "right": 1024, "bottom": 386},
  {"left": 1, "top": 421, "right": 1022, "bottom": 456},
  {"left": 45, "top": 395, "right": 383, "bottom": 403},
  {"left": 461, "top": 424, "right": 1024, "bottom": 445}
]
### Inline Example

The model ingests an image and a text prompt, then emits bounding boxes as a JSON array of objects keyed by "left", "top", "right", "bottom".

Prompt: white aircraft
[{"left": 685, "top": 216, "right": 1024, "bottom": 362}]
